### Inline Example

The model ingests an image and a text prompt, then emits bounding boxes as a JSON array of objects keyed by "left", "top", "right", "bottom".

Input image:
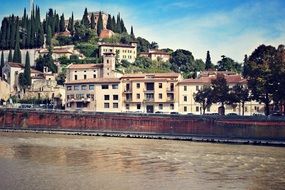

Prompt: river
[{"left": 0, "top": 132, "right": 284, "bottom": 190}]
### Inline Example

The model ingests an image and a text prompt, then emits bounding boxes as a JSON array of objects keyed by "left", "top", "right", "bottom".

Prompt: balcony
[
  {"left": 144, "top": 98, "right": 155, "bottom": 103},
  {"left": 67, "top": 98, "right": 92, "bottom": 103},
  {"left": 123, "top": 89, "right": 132, "bottom": 94}
]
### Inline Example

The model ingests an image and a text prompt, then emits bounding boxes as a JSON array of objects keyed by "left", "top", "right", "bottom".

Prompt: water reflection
[{"left": 0, "top": 132, "right": 284, "bottom": 190}]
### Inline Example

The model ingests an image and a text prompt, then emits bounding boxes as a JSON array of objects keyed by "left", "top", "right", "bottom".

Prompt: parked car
[
  {"left": 187, "top": 113, "right": 194, "bottom": 116},
  {"left": 170, "top": 112, "right": 179, "bottom": 115},
  {"left": 270, "top": 112, "right": 283, "bottom": 117},
  {"left": 155, "top": 111, "right": 164, "bottom": 114},
  {"left": 227, "top": 113, "right": 238, "bottom": 116}
]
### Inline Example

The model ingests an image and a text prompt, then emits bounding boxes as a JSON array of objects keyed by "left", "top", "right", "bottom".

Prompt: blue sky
[{"left": 1, "top": 0, "right": 285, "bottom": 63}]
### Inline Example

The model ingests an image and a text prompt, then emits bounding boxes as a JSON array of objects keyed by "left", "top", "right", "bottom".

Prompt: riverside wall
[{"left": 0, "top": 109, "right": 285, "bottom": 141}]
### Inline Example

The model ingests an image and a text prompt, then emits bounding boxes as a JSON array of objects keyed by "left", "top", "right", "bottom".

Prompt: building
[
  {"left": 0, "top": 79, "right": 10, "bottom": 102},
  {"left": 99, "top": 29, "right": 114, "bottom": 39},
  {"left": 177, "top": 71, "right": 262, "bottom": 115},
  {"left": 88, "top": 11, "right": 109, "bottom": 29},
  {"left": 66, "top": 53, "right": 119, "bottom": 82},
  {"left": 98, "top": 42, "right": 137, "bottom": 63},
  {"left": 65, "top": 78, "right": 121, "bottom": 112},
  {"left": 121, "top": 73, "right": 181, "bottom": 113},
  {"left": 37, "top": 46, "right": 84, "bottom": 60},
  {"left": 140, "top": 50, "right": 171, "bottom": 62}
]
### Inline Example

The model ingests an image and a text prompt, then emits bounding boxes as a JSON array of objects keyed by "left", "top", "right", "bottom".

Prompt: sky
[{"left": 0, "top": 0, "right": 285, "bottom": 63}]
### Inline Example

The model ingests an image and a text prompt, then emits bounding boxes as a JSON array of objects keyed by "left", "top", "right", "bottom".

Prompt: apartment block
[{"left": 98, "top": 42, "right": 137, "bottom": 63}]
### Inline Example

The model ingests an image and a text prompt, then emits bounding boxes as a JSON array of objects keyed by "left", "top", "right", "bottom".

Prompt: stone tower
[{"left": 103, "top": 53, "right": 116, "bottom": 78}]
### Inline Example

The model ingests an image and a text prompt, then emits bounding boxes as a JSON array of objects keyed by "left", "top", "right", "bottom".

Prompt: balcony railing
[
  {"left": 144, "top": 98, "right": 155, "bottom": 102},
  {"left": 67, "top": 98, "right": 92, "bottom": 103}
]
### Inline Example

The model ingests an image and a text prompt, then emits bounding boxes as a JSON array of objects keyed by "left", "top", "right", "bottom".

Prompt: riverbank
[
  {"left": 1, "top": 108, "right": 285, "bottom": 146},
  {"left": 1, "top": 128, "right": 285, "bottom": 147}
]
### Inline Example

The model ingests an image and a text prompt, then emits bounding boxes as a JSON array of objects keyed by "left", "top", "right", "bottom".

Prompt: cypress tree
[
  {"left": 55, "top": 14, "right": 60, "bottom": 33},
  {"left": 13, "top": 29, "right": 21, "bottom": 63},
  {"left": 205, "top": 51, "right": 213, "bottom": 70},
  {"left": 37, "top": 24, "right": 44, "bottom": 48},
  {"left": 10, "top": 15, "right": 16, "bottom": 49},
  {"left": 46, "top": 26, "right": 52, "bottom": 47},
  {"left": 82, "top": 8, "right": 90, "bottom": 27},
  {"left": 0, "top": 18, "right": 8, "bottom": 49},
  {"left": 130, "top": 26, "right": 135, "bottom": 39},
  {"left": 106, "top": 15, "right": 112, "bottom": 30},
  {"left": 120, "top": 19, "right": 127, "bottom": 33},
  {"left": 23, "top": 51, "right": 31, "bottom": 87},
  {"left": 0, "top": 51, "right": 4, "bottom": 75},
  {"left": 91, "top": 13, "right": 96, "bottom": 30},
  {"left": 111, "top": 16, "right": 116, "bottom": 32},
  {"left": 26, "top": 19, "right": 31, "bottom": 48},
  {"left": 60, "top": 14, "right": 65, "bottom": 32},
  {"left": 8, "top": 49, "right": 13, "bottom": 62},
  {"left": 6, "top": 18, "right": 11, "bottom": 49},
  {"left": 116, "top": 13, "right": 121, "bottom": 33},
  {"left": 97, "top": 12, "right": 103, "bottom": 36}
]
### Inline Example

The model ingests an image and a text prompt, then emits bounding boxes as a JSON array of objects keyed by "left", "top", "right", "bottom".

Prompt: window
[
  {"left": 81, "top": 85, "right": 87, "bottom": 90},
  {"left": 93, "top": 74, "right": 96, "bottom": 78},
  {"left": 170, "top": 104, "right": 174, "bottom": 110},
  {"left": 113, "top": 95, "right": 119, "bottom": 100},
  {"left": 184, "top": 86, "right": 187, "bottom": 91},
  {"left": 74, "top": 85, "right": 79, "bottom": 90},
  {"left": 184, "top": 96, "right": 187, "bottom": 102},
  {"left": 112, "top": 84, "right": 118, "bottom": 89},
  {"left": 245, "top": 106, "right": 248, "bottom": 112},
  {"left": 136, "top": 83, "right": 140, "bottom": 88},
  {"left": 126, "top": 104, "right": 130, "bottom": 110},
  {"left": 159, "top": 83, "right": 162, "bottom": 88},
  {"left": 89, "top": 85, "right": 94, "bottom": 90},
  {"left": 104, "top": 95, "right": 110, "bottom": 100},
  {"left": 196, "top": 106, "right": 199, "bottom": 112},
  {"left": 104, "top": 103, "right": 110, "bottom": 108},
  {"left": 159, "top": 104, "right": 163, "bottom": 110},
  {"left": 137, "top": 104, "right": 141, "bottom": 110},
  {"left": 184, "top": 106, "right": 187, "bottom": 112},
  {"left": 113, "top": 103, "right": 118, "bottom": 108},
  {"left": 196, "top": 86, "right": 199, "bottom": 91},
  {"left": 207, "top": 107, "right": 210, "bottom": 112},
  {"left": 159, "top": 93, "right": 162, "bottom": 99},
  {"left": 102, "top": 85, "right": 109, "bottom": 89},
  {"left": 137, "top": 94, "right": 140, "bottom": 99},
  {"left": 84, "top": 75, "right": 87, "bottom": 79},
  {"left": 67, "top": 86, "right": 72, "bottom": 91},
  {"left": 74, "top": 75, "right": 77, "bottom": 80}
]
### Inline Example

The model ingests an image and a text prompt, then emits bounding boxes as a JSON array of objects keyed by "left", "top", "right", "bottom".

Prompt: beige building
[
  {"left": 140, "top": 50, "right": 171, "bottom": 62},
  {"left": 65, "top": 78, "right": 121, "bottom": 112},
  {"left": 178, "top": 71, "right": 263, "bottom": 115},
  {"left": 37, "top": 45, "right": 85, "bottom": 60},
  {"left": 99, "top": 42, "right": 137, "bottom": 63},
  {"left": 0, "top": 79, "right": 10, "bottom": 101},
  {"left": 121, "top": 73, "right": 181, "bottom": 113}
]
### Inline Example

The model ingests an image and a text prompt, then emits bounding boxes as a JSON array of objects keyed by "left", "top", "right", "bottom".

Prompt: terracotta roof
[
  {"left": 7, "top": 62, "right": 24, "bottom": 68},
  {"left": 99, "top": 43, "right": 135, "bottom": 48},
  {"left": 30, "top": 68, "right": 43, "bottom": 74},
  {"left": 121, "top": 73, "right": 180, "bottom": 79},
  {"left": 179, "top": 74, "right": 247, "bottom": 84},
  {"left": 65, "top": 78, "right": 120, "bottom": 85},
  {"left": 99, "top": 29, "right": 114, "bottom": 39},
  {"left": 67, "top": 63, "right": 103, "bottom": 69}
]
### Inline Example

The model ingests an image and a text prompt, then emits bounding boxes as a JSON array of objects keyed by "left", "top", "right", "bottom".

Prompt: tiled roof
[
  {"left": 65, "top": 78, "right": 120, "bottom": 84},
  {"left": 121, "top": 73, "right": 180, "bottom": 79},
  {"left": 179, "top": 74, "right": 247, "bottom": 84},
  {"left": 99, "top": 29, "right": 114, "bottom": 39},
  {"left": 7, "top": 62, "right": 24, "bottom": 68},
  {"left": 67, "top": 63, "right": 103, "bottom": 69},
  {"left": 99, "top": 43, "right": 135, "bottom": 48}
]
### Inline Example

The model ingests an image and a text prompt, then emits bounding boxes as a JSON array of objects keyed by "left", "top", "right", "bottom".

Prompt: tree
[
  {"left": 130, "top": 26, "right": 135, "bottom": 39},
  {"left": 194, "top": 86, "right": 213, "bottom": 114},
  {"left": 116, "top": 13, "right": 121, "bottom": 33},
  {"left": 205, "top": 51, "right": 214, "bottom": 70},
  {"left": 106, "top": 15, "right": 112, "bottom": 30},
  {"left": 111, "top": 16, "right": 116, "bottom": 32},
  {"left": 211, "top": 75, "right": 230, "bottom": 115},
  {"left": 23, "top": 52, "right": 31, "bottom": 87},
  {"left": 59, "top": 14, "right": 65, "bottom": 32},
  {"left": 13, "top": 29, "right": 21, "bottom": 63},
  {"left": 67, "top": 12, "right": 74, "bottom": 35},
  {"left": 90, "top": 13, "right": 96, "bottom": 30},
  {"left": 0, "top": 51, "right": 4, "bottom": 75},
  {"left": 97, "top": 12, "right": 103, "bottom": 36},
  {"left": 120, "top": 19, "right": 127, "bottom": 33},
  {"left": 46, "top": 26, "right": 52, "bottom": 46},
  {"left": 229, "top": 84, "right": 250, "bottom": 115},
  {"left": 8, "top": 49, "right": 13, "bottom": 62},
  {"left": 243, "top": 44, "right": 277, "bottom": 116},
  {"left": 81, "top": 8, "right": 90, "bottom": 27},
  {"left": 216, "top": 55, "right": 242, "bottom": 73},
  {"left": 150, "top": 41, "right": 159, "bottom": 49}
]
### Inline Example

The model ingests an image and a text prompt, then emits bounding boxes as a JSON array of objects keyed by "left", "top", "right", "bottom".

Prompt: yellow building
[
  {"left": 65, "top": 78, "right": 121, "bottom": 112},
  {"left": 121, "top": 73, "right": 181, "bottom": 113},
  {"left": 140, "top": 50, "right": 171, "bottom": 62},
  {"left": 99, "top": 42, "right": 137, "bottom": 63},
  {"left": 178, "top": 71, "right": 263, "bottom": 115}
]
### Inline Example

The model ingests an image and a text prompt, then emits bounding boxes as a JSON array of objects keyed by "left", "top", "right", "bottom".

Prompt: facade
[
  {"left": 178, "top": 71, "right": 263, "bottom": 115},
  {"left": 0, "top": 79, "right": 10, "bottom": 101},
  {"left": 99, "top": 29, "right": 114, "bottom": 39},
  {"left": 37, "top": 46, "right": 85, "bottom": 60},
  {"left": 121, "top": 73, "right": 181, "bottom": 113},
  {"left": 140, "top": 50, "right": 171, "bottom": 62},
  {"left": 88, "top": 11, "right": 109, "bottom": 30},
  {"left": 98, "top": 42, "right": 137, "bottom": 63}
]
